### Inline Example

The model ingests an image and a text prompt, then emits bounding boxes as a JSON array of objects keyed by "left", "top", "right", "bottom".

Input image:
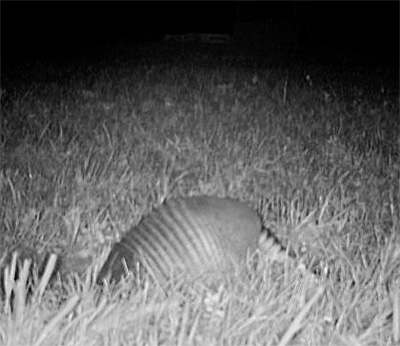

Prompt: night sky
[{"left": 2, "top": 2, "right": 399, "bottom": 64}]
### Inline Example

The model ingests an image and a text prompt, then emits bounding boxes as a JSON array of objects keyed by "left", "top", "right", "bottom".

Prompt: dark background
[{"left": 1, "top": 2, "right": 399, "bottom": 64}]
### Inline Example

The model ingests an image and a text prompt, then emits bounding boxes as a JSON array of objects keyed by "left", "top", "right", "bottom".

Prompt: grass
[{"left": 1, "top": 41, "right": 399, "bottom": 345}]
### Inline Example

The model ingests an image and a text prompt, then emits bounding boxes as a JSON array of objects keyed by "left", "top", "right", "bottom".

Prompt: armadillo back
[{"left": 97, "top": 196, "right": 261, "bottom": 285}]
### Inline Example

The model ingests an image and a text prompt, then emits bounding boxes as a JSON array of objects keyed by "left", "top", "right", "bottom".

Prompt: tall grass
[{"left": 1, "top": 42, "right": 399, "bottom": 345}]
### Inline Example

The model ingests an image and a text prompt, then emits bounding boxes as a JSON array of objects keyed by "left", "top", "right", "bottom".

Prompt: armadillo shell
[{"left": 97, "top": 196, "right": 261, "bottom": 286}]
